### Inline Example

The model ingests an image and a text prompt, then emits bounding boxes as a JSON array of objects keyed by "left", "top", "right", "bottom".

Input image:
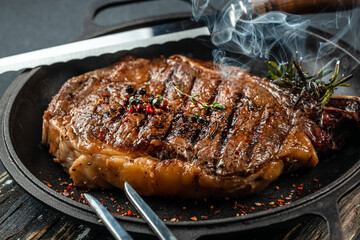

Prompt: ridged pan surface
[{"left": 1, "top": 31, "right": 360, "bottom": 239}]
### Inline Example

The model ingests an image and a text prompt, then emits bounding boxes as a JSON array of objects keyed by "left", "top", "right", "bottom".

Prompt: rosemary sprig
[
  {"left": 266, "top": 59, "right": 352, "bottom": 111},
  {"left": 172, "top": 83, "right": 225, "bottom": 111}
]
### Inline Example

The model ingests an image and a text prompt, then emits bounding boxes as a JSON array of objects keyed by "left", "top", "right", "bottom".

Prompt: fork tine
[{"left": 124, "top": 182, "right": 177, "bottom": 240}]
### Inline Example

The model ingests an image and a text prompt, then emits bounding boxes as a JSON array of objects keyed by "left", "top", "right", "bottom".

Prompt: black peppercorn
[
  {"left": 197, "top": 117, "right": 205, "bottom": 125},
  {"left": 138, "top": 87, "right": 146, "bottom": 95},
  {"left": 129, "top": 96, "right": 140, "bottom": 105},
  {"left": 126, "top": 86, "right": 134, "bottom": 94},
  {"left": 189, "top": 116, "right": 197, "bottom": 123},
  {"left": 152, "top": 98, "right": 161, "bottom": 108},
  {"left": 148, "top": 97, "right": 154, "bottom": 104}
]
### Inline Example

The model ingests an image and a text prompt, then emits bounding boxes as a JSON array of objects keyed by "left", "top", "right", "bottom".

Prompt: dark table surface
[{"left": 0, "top": 1, "right": 360, "bottom": 239}]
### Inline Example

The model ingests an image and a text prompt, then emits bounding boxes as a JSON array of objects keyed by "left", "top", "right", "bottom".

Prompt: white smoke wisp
[
  {"left": 192, "top": 0, "right": 310, "bottom": 68},
  {"left": 192, "top": 0, "right": 360, "bottom": 75},
  {"left": 312, "top": 7, "right": 360, "bottom": 69}
]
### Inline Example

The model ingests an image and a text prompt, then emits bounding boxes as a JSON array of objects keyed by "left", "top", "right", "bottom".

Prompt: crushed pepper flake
[{"left": 126, "top": 210, "right": 135, "bottom": 216}]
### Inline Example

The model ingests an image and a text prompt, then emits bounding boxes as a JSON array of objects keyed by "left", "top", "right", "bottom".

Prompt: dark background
[{"left": 0, "top": 0, "right": 359, "bottom": 239}]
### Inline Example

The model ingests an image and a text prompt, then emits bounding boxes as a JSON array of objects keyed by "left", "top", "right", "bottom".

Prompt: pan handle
[
  {"left": 300, "top": 169, "right": 360, "bottom": 240},
  {"left": 309, "top": 198, "right": 344, "bottom": 240},
  {"left": 252, "top": 0, "right": 359, "bottom": 15},
  {"left": 78, "top": 0, "right": 196, "bottom": 40}
]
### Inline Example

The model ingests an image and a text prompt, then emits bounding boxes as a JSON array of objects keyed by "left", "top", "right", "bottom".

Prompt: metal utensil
[
  {"left": 0, "top": 27, "right": 210, "bottom": 75},
  {"left": 84, "top": 193, "right": 134, "bottom": 240},
  {"left": 124, "top": 182, "right": 177, "bottom": 240}
]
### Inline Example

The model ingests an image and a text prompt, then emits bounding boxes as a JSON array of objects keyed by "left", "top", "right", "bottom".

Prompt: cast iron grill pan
[{"left": 1, "top": 5, "right": 360, "bottom": 239}]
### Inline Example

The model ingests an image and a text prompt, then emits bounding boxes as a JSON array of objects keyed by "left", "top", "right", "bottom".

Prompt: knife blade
[
  {"left": 0, "top": 26, "right": 210, "bottom": 75},
  {"left": 124, "top": 182, "right": 177, "bottom": 240}
]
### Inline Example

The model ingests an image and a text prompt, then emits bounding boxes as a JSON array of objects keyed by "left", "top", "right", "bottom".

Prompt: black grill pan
[{"left": 0, "top": 10, "right": 360, "bottom": 240}]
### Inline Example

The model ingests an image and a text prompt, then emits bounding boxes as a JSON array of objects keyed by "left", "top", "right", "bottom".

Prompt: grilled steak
[{"left": 42, "top": 55, "right": 360, "bottom": 198}]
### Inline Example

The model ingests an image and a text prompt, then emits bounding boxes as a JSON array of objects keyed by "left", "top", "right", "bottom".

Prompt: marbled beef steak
[{"left": 42, "top": 55, "right": 360, "bottom": 198}]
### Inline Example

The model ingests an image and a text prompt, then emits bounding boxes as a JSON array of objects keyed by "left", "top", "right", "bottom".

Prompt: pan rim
[{"left": 1, "top": 27, "right": 360, "bottom": 232}]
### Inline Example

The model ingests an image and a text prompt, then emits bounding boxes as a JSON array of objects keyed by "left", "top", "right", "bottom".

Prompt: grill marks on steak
[
  {"left": 166, "top": 76, "right": 222, "bottom": 161},
  {"left": 193, "top": 78, "right": 243, "bottom": 173},
  {"left": 55, "top": 56, "right": 297, "bottom": 162},
  {"left": 135, "top": 60, "right": 198, "bottom": 157},
  {"left": 43, "top": 54, "right": 360, "bottom": 198}
]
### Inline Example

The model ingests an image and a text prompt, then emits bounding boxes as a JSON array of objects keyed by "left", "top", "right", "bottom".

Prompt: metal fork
[
  {"left": 124, "top": 182, "right": 177, "bottom": 240},
  {"left": 84, "top": 193, "right": 133, "bottom": 240},
  {"left": 84, "top": 182, "right": 177, "bottom": 240}
]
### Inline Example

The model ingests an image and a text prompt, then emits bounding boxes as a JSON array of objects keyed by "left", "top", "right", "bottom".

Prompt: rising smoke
[{"left": 192, "top": 0, "right": 360, "bottom": 75}]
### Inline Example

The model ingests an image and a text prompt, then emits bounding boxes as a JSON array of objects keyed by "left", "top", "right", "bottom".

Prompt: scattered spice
[
  {"left": 135, "top": 104, "right": 143, "bottom": 111},
  {"left": 129, "top": 96, "right": 139, "bottom": 105},
  {"left": 146, "top": 105, "right": 154, "bottom": 114},
  {"left": 152, "top": 95, "right": 163, "bottom": 108},
  {"left": 138, "top": 87, "right": 146, "bottom": 95},
  {"left": 126, "top": 86, "right": 134, "bottom": 94},
  {"left": 208, "top": 122, "right": 219, "bottom": 138},
  {"left": 189, "top": 112, "right": 199, "bottom": 122},
  {"left": 159, "top": 101, "right": 167, "bottom": 110},
  {"left": 191, "top": 216, "right": 198, "bottom": 221},
  {"left": 125, "top": 210, "right": 135, "bottom": 216}
]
